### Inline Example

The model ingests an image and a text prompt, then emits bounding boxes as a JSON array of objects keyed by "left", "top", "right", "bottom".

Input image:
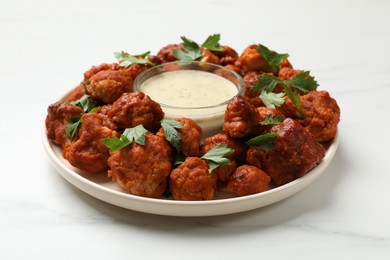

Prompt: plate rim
[{"left": 42, "top": 121, "right": 339, "bottom": 217}]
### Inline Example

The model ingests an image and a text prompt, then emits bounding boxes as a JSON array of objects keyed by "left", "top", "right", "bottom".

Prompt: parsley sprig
[
  {"left": 245, "top": 133, "right": 279, "bottom": 150},
  {"left": 102, "top": 125, "right": 149, "bottom": 153},
  {"left": 256, "top": 44, "right": 289, "bottom": 73},
  {"left": 201, "top": 144, "right": 234, "bottom": 172},
  {"left": 173, "top": 34, "right": 224, "bottom": 61},
  {"left": 252, "top": 71, "right": 318, "bottom": 116},
  {"left": 65, "top": 116, "right": 81, "bottom": 140},
  {"left": 65, "top": 82, "right": 97, "bottom": 140},
  {"left": 160, "top": 119, "right": 183, "bottom": 152},
  {"left": 70, "top": 81, "right": 96, "bottom": 112},
  {"left": 201, "top": 34, "right": 224, "bottom": 52},
  {"left": 260, "top": 114, "right": 284, "bottom": 125},
  {"left": 114, "top": 51, "right": 155, "bottom": 67}
]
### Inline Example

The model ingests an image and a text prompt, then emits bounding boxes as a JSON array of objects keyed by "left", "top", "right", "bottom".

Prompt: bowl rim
[{"left": 133, "top": 61, "right": 246, "bottom": 110}]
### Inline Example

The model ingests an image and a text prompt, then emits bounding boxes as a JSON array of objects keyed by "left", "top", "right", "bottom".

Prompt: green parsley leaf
[
  {"left": 81, "top": 81, "right": 91, "bottom": 89},
  {"left": 172, "top": 48, "right": 202, "bottom": 61},
  {"left": 114, "top": 51, "right": 155, "bottom": 67},
  {"left": 201, "top": 144, "right": 234, "bottom": 172},
  {"left": 256, "top": 44, "right": 289, "bottom": 72},
  {"left": 201, "top": 34, "right": 224, "bottom": 52},
  {"left": 65, "top": 117, "right": 81, "bottom": 140},
  {"left": 160, "top": 119, "right": 183, "bottom": 152},
  {"left": 70, "top": 94, "right": 96, "bottom": 112},
  {"left": 122, "top": 125, "right": 149, "bottom": 145},
  {"left": 173, "top": 36, "right": 203, "bottom": 61},
  {"left": 102, "top": 134, "right": 131, "bottom": 153},
  {"left": 283, "top": 70, "right": 318, "bottom": 93},
  {"left": 181, "top": 36, "right": 200, "bottom": 52},
  {"left": 207, "top": 161, "right": 220, "bottom": 173},
  {"left": 260, "top": 91, "right": 286, "bottom": 108},
  {"left": 252, "top": 74, "right": 282, "bottom": 93},
  {"left": 245, "top": 133, "right": 278, "bottom": 150},
  {"left": 260, "top": 114, "right": 284, "bottom": 125},
  {"left": 70, "top": 83, "right": 96, "bottom": 113},
  {"left": 283, "top": 85, "right": 304, "bottom": 117},
  {"left": 102, "top": 125, "right": 149, "bottom": 153}
]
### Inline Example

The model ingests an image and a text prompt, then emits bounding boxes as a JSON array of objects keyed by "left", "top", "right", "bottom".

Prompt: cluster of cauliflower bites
[{"left": 46, "top": 40, "right": 340, "bottom": 200}]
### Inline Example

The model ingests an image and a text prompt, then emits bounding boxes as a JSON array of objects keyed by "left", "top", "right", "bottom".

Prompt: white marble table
[{"left": 1, "top": 0, "right": 389, "bottom": 259}]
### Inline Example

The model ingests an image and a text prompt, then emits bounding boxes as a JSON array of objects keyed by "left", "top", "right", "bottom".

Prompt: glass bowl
[{"left": 133, "top": 61, "right": 245, "bottom": 138}]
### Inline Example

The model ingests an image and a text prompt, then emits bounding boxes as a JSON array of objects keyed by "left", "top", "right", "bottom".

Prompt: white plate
[{"left": 42, "top": 118, "right": 338, "bottom": 216}]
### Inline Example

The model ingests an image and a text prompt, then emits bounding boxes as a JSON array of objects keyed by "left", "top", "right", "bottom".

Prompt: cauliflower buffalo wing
[
  {"left": 157, "top": 117, "right": 202, "bottom": 157},
  {"left": 200, "top": 133, "right": 247, "bottom": 182},
  {"left": 170, "top": 157, "right": 217, "bottom": 200},
  {"left": 247, "top": 118, "right": 326, "bottom": 186},
  {"left": 223, "top": 95, "right": 260, "bottom": 138},
  {"left": 107, "top": 134, "right": 172, "bottom": 198},
  {"left": 45, "top": 102, "right": 83, "bottom": 146},
  {"left": 226, "top": 165, "right": 271, "bottom": 196},
  {"left": 63, "top": 113, "right": 117, "bottom": 173},
  {"left": 279, "top": 90, "right": 340, "bottom": 142},
  {"left": 108, "top": 92, "right": 164, "bottom": 132}
]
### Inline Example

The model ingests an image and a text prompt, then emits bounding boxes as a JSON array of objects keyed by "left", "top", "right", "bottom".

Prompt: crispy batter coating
[
  {"left": 279, "top": 90, "right": 340, "bottom": 142},
  {"left": 157, "top": 118, "right": 202, "bottom": 156},
  {"left": 107, "top": 92, "right": 164, "bottom": 132},
  {"left": 66, "top": 84, "right": 85, "bottom": 102},
  {"left": 253, "top": 106, "right": 286, "bottom": 135},
  {"left": 226, "top": 165, "right": 271, "bottom": 196},
  {"left": 84, "top": 63, "right": 134, "bottom": 104},
  {"left": 278, "top": 67, "right": 300, "bottom": 81},
  {"left": 243, "top": 71, "right": 261, "bottom": 98},
  {"left": 214, "top": 45, "right": 239, "bottom": 66},
  {"left": 156, "top": 44, "right": 184, "bottom": 63},
  {"left": 96, "top": 104, "right": 112, "bottom": 115},
  {"left": 107, "top": 134, "right": 172, "bottom": 198},
  {"left": 200, "top": 133, "right": 247, "bottom": 181},
  {"left": 83, "top": 63, "right": 120, "bottom": 80},
  {"left": 242, "top": 71, "right": 263, "bottom": 107},
  {"left": 200, "top": 48, "right": 220, "bottom": 64},
  {"left": 235, "top": 44, "right": 272, "bottom": 74},
  {"left": 63, "top": 113, "right": 117, "bottom": 173},
  {"left": 45, "top": 102, "right": 83, "bottom": 146},
  {"left": 246, "top": 146, "right": 262, "bottom": 169},
  {"left": 170, "top": 157, "right": 217, "bottom": 200},
  {"left": 235, "top": 44, "right": 292, "bottom": 75},
  {"left": 249, "top": 118, "right": 325, "bottom": 186},
  {"left": 223, "top": 95, "right": 260, "bottom": 138}
]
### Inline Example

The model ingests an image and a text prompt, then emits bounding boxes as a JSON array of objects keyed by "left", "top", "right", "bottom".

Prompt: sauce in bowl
[
  {"left": 134, "top": 61, "right": 245, "bottom": 138},
  {"left": 140, "top": 70, "right": 238, "bottom": 108}
]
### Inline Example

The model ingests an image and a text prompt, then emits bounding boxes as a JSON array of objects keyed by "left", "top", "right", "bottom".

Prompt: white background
[{"left": 1, "top": 0, "right": 389, "bottom": 259}]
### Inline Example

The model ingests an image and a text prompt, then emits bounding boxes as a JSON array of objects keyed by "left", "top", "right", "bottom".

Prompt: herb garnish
[
  {"left": 259, "top": 91, "right": 286, "bottom": 108},
  {"left": 114, "top": 51, "right": 155, "bottom": 67},
  {"left": 65, "top": 83, "right": 97, "bottom": 140},
  {"left": 245, "top": 133, "right": 278, "bottom": 150},
  {"left": 260, "top": 114, "right": 284, "bottom": 125},
  {"left": 173, "top": 34, "right": 223, "bottom": 61},
  {"left": 256, "top": 44, "right": 289, "bottom": 73},
  {"left": 160, "top": 119, "right": 183, "bottom": 152},
  {"left": 252, "top": 70, "right": 318, "bottom": 116},
  {"left": 102, "top": 125, "right": 149, "bottom": 153},
  {"left": 201, "top": 144, "right": 234, "bottom": 172},
  {"left": 65, "top": 116, "right": 81, "bottom": 140},
  {"left": 70, "top": 81, "right": 96, "bottom": 112},
  {"left": 201, "top": 34, "right": 224, "bottom": 52}
]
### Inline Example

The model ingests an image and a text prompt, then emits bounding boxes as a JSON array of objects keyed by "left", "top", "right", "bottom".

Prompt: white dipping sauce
[
  {"left": 139, "top": 69, "right": 239, "bottom": 138},
  {"left": 140, "top": 70, "right": 238, "bottom": 108}
]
